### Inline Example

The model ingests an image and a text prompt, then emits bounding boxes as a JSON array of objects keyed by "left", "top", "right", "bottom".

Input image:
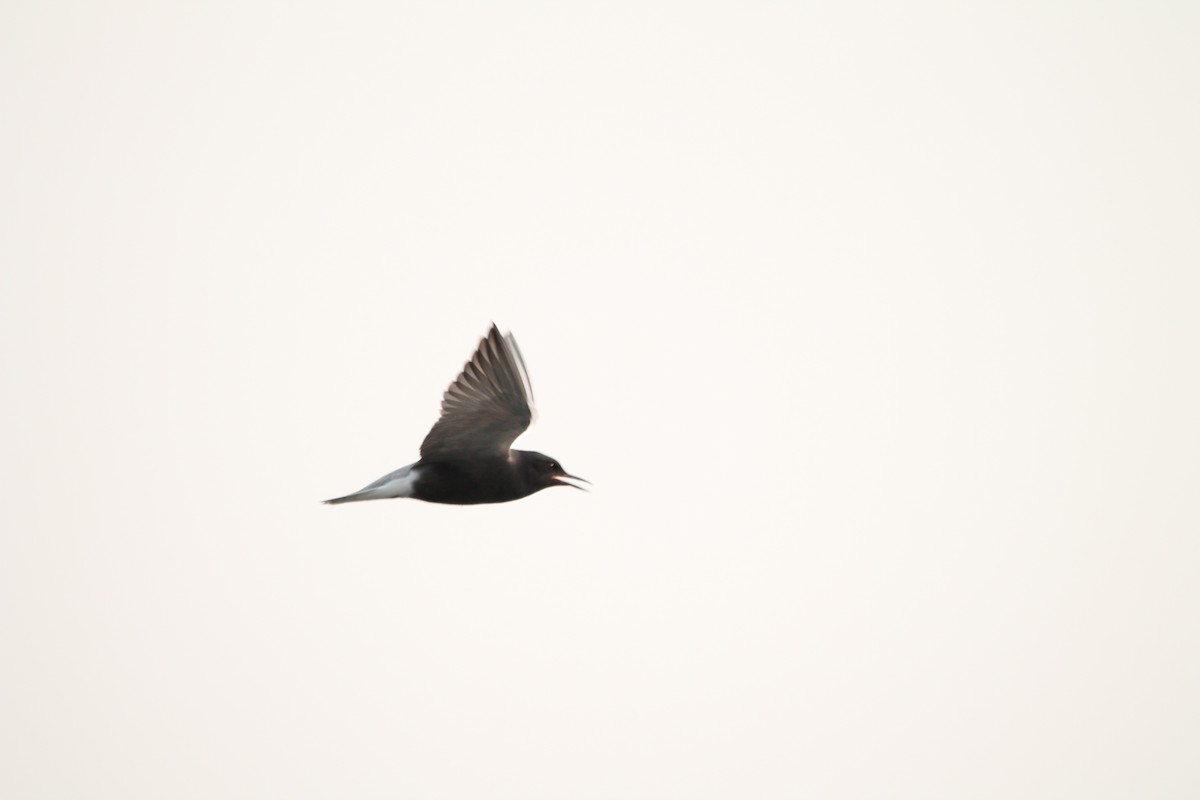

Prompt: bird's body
[{"left": 324, "top": 326, "right": 585, "bottom": 506}]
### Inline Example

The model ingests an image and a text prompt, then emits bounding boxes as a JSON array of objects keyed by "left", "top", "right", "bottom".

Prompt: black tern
[{"left": 324, "top": 325, "right": 587, "bottom": 505}]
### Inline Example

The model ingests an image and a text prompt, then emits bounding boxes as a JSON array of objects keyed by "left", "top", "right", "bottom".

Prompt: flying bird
[{"left": 324, "top": 325, "right": 587, "bottom": 505}]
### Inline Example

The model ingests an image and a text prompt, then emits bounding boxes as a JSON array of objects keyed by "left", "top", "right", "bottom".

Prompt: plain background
[{"left": 3, "top": 2, "right": 1198, "bottom": 797}]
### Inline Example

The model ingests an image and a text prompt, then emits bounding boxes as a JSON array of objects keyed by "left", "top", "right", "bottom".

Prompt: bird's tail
[
  {"left": 323, "top": 466, "right": 418, "bottom": 505},
  {"left": 322, "top": 491, "right": 373, "bottom": 505}
]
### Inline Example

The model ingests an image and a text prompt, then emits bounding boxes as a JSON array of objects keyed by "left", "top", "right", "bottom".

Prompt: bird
[{"left": 324, "top": 324, "right": 587, "bottom": 505}]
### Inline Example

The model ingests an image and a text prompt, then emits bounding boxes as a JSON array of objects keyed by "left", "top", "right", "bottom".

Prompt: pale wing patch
[{"left": 503, "top": 331, "right": 537, "bottom": 425}]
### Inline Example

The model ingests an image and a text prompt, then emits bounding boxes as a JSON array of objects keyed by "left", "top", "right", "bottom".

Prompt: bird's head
[{"left": 520, "top": 451, "right": 590, "bottom": 493}]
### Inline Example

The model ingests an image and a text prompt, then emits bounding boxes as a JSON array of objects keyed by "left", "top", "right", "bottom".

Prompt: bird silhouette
[{"left": 324, "top": 325, "right": 587, "bottom": 505}]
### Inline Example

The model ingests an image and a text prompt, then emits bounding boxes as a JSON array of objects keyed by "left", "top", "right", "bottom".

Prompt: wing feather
[{"left": 419, "top": 325, "right": 536, "bottom": 459}]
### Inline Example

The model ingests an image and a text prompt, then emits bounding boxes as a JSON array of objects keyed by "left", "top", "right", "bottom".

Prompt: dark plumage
[{"left": 324, "top": 325, "right": 586, "bottom": 506}]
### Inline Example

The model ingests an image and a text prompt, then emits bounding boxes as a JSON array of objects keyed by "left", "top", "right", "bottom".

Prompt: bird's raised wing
[{"left": 419, "top": 325, "right": 536, "bottom": 459}]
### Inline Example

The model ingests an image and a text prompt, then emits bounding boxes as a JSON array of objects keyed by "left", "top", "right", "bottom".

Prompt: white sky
[{"left": 3, "top": 1, "right": 1198, "bottom": 797}]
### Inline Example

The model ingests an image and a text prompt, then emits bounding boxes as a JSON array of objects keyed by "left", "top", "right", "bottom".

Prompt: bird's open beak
[{"left": 554, "top": 472, "right": 591, "bottom": 491}]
